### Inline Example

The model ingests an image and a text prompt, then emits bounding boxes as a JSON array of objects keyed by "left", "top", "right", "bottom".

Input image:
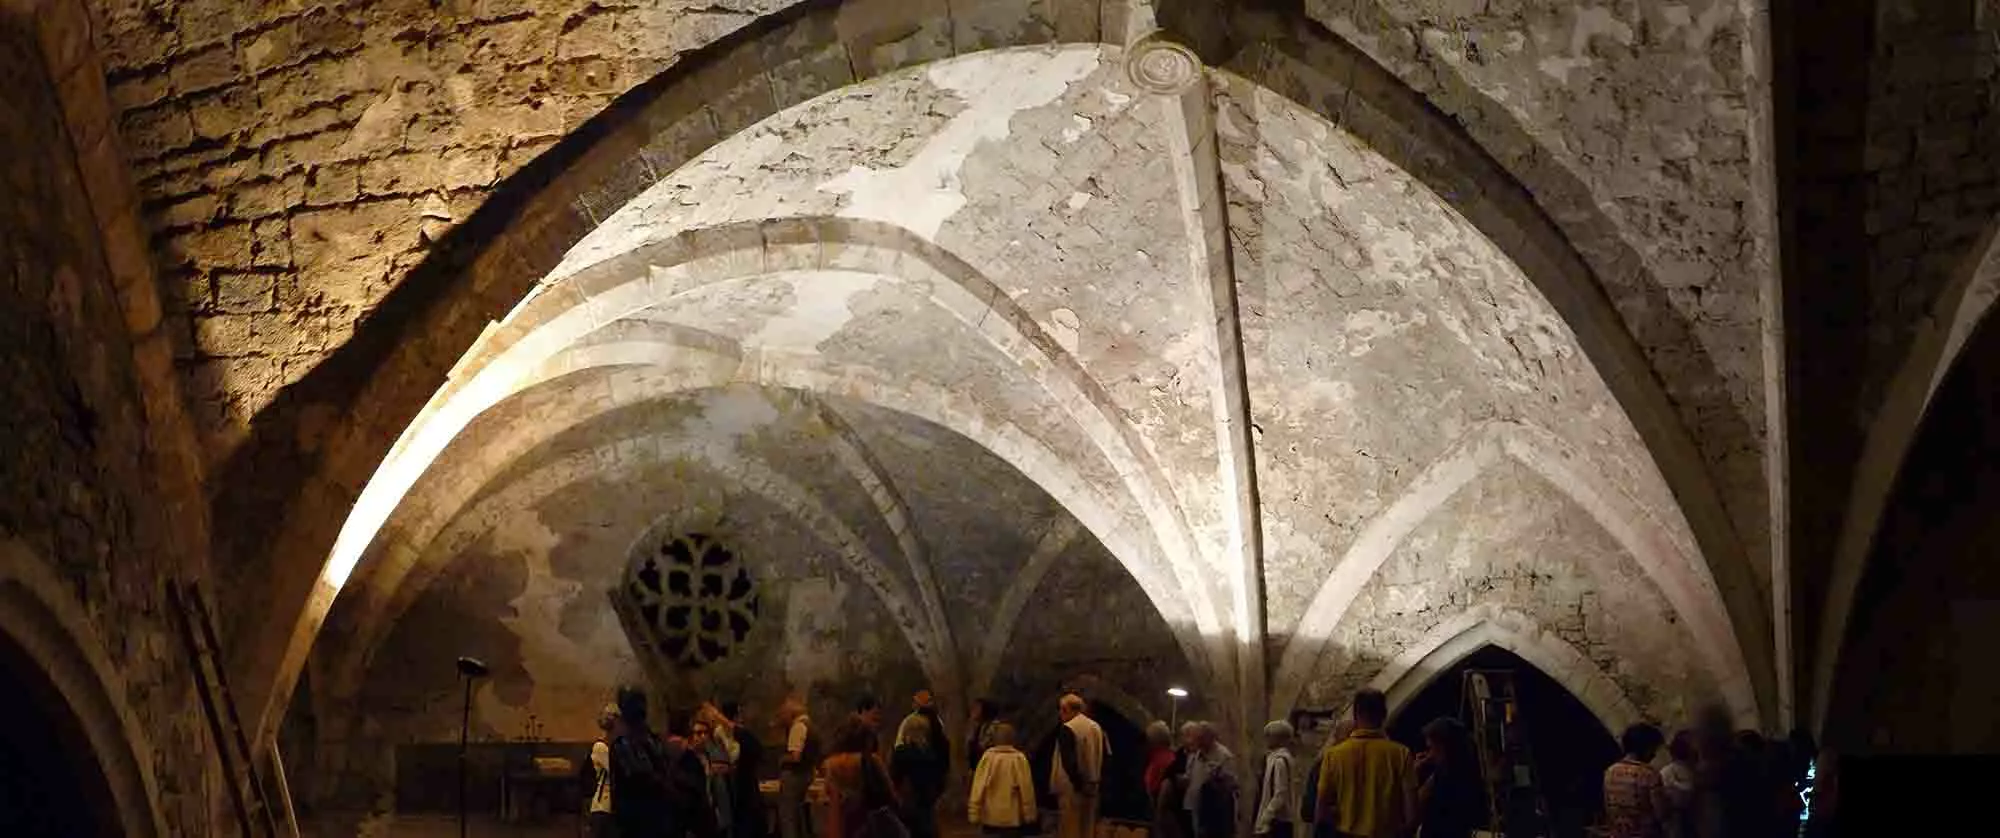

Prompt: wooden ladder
[
  {"left": 169, "top": 579, "right": 292, "bottom": 838},
  {"left": 1462, "top": 669, "right": 1549, "bottom": 838}
]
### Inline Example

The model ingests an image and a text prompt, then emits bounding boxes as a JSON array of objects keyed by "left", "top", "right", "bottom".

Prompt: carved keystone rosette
[{"left": 1125, "top": 31, "right": 1203, "bottom": 95}]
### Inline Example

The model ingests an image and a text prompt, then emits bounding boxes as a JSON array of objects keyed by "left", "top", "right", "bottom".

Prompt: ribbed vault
[{"left": 272, "top": 40, "right": 1764, "bottom": 793}]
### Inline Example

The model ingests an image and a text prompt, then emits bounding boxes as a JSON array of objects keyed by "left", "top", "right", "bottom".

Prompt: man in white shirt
[
  {"left": 1051, "top": 694, "right": 1108, "bottom": 838},
  {"left": 778, "top": 694, "right": 818, "bottom": 838}
]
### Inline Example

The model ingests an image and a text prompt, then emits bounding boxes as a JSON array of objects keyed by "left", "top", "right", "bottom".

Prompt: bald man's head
[{"left": 1058, "top": 693, "right": 1087, "bottom": 721}]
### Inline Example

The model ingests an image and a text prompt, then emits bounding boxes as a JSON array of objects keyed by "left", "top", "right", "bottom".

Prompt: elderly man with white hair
[{"left": 1051, "top": 693, "right": 1108, "bottom": 838}]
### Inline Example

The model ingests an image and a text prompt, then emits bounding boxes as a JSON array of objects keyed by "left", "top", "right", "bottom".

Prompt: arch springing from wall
[
  {"left": 1270, "top": 421, "right": 1754, "bottom": 728},
  {"left": 1368, "top": 606, "right": 1644, "bottom": 737},
  {"left": 0, "top": 541, "right": 169, "bottom": 838}
]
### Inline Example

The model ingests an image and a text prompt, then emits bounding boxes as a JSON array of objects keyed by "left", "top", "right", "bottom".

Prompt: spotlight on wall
[
  {"left": 456, "top": 656, "right": 491, "bottom": 678},
  {"left": 1167, "top": 686, "right": 1188, "bottom": 728},
  {"left": 1166, "top": 687, "right": 1189, "bottom": 698}
]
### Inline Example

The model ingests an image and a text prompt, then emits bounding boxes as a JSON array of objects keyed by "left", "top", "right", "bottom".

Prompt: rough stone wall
[
  {"left": 1786, "top": 0, "right": 2000, "bottom": 694},
  {"left": 0, "top": 9, "right": 216, "bottom": 833},
  {"left": 83, "top": 0, "right": 805, "bottom": 461},
  {"left": 1860, "top": 0, "right": 2000, "bottom": 406},
  {"left": 1300, "top": 459, "right": 1721, "bottom": 727},
  {"left": 1214, "top": 74, "right": 1686, "bottom": 645},
  {"left": 1309, "top": 0, "right": 1775, "bottom": 579}
]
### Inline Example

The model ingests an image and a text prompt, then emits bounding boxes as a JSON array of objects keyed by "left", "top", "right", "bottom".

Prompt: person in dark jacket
[
  {"left": 892, "top": 713, "right": 945, "bottom": 838},
  {"left": 909, "top": 690, "right": 951, "bottom": 790},
  {"left": 724, "top": 702, "right": 769, "bottom": 838},
  {"left": 967, "top": 699, "right": 998, "bottom": 774},
  {"left": 1413, "top": 717, "right": 1485, "bottom": 838},
  {"left": 611, "top": 688, "right": 711, "bottom": 838}
]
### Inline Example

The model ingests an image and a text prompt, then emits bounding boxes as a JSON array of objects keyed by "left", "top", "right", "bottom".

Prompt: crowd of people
[
  {"left": 580, "top": 684, "right": 1825, "bottom": 838},
  {"left": 582, "top": 686, "right": 1108, "bottom": 838}
]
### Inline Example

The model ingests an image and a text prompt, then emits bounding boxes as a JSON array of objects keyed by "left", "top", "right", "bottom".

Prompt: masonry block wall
[
  {"left": 84, "top": 0, "right": 822, "bottom": 463},
  {"left": 0, "top": 5, "right": 217, "bottom": 833}
]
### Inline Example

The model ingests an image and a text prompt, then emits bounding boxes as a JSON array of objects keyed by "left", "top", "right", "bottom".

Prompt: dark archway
[
  {"left": 1388, "top": 645, "right": 1619, "bottom": 838},
  {"left": 1027, "top": 700, "right": 1150, "bottom": 823},
  {"left": 1828, "top": 281, "right": 2000, "bottom": 754},
  {"left": 0, "top": 627, "right": 124, "bottom": 837}
]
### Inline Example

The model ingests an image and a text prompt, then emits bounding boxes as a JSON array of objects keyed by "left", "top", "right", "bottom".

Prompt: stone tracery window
[{"left": 618, "top": 532, "right": 759, "bottom": 670}]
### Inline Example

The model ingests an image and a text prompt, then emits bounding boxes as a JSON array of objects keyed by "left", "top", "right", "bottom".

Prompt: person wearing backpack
[
  {"left": 612, "top": 687, "right": 680, "bottom": 838},
  {"left": 969, "top": 723, "right": 1039, "bottom": 838}
]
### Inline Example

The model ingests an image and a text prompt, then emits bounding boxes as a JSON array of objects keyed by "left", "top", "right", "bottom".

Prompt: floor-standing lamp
[
  {"left": 455, "top": 656, "right": 491, "bottom": 838},
  {"left": 1166, "top": 687, "right": 1189, "bottom": 729}
]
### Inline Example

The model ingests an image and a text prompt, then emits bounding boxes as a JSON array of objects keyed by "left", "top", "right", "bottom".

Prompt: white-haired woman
[
  {"left": 969, "top": 723, "right": 1038, "bottom": 838},
  {"left": 1255, "top": 720, "right": 1301, "bottom": 838}
]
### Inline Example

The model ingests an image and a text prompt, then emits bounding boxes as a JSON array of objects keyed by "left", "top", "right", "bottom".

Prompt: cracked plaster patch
[
  {"left": 1215, "top": 75, "right": 1687, "bottom": 637},
  {"left": 817, "top": 48, "right": 1102, "bottom": 238}
]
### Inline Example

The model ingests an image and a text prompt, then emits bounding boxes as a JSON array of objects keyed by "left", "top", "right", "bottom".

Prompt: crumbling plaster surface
[
  {"left": 305, "top": 45, "right": 1743, "bottom": 742},
  {"left": 65, "top": 0, "right": 1792, "bottom": 743},
  {"left": 551, "top": 46, "right": 1233, "bottom": 576},
  {"left": 1300, "top": 458, "right": 1721, "bottom": 729},
  {"left": 322, "top": 461, "right": 928, "bottom": 808},
  {"left": 1213, "top": 74, "right": 1692, "bottom": 645},
  {"left": 308, "top": 384, "right": 1184, "bottom": 806},
  {"left": 321, "top": 286, "right": 1189, "bottom": 693},
  {"left": 1308, "top": 0, "right": 1774, "bottom": 582}
]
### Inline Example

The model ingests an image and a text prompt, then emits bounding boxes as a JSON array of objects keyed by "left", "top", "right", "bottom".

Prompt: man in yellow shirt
[{"left": 1314, "top": 689, "right": 1416, "bottom": 838}]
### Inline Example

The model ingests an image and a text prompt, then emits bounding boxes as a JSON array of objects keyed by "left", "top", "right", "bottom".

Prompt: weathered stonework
[
  {"left": 267, "top": 45, "right": 1754, "bottom": 767},
  {"left": 552, "top": 46, "right": 1231, "bottom": 578},
  {"left": 298, "top": 384, "right": 1190, "bottom": 809},
  {"left": 1299, "top": 458, "right": 1721, "bottom": 728},
  {"left": 1306, "top": 0, "right": 1777, "bottom": 586},
  {"left": 10, "top": 0, "right": 1934, "bottom": 809},
  {"left": 87, "top": 0, "right": 816, "bottom": 459},
  {"left": 0, "top": 8, "right": 215, "bottom": 833},
  {"left": 1213, "top": 74, "right": 1686, "bottom": 645}
]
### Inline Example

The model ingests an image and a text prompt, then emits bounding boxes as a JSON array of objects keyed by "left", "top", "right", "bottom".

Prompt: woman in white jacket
[{"left": 969, "top": 723, "right": 1039, "bottom": 837}]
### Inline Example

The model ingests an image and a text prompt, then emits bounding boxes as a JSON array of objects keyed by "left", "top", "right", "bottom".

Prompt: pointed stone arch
[
  {"left": 1367, "top": 606, "right": 1643, "bottom": 737},
  {"left": 213, "top": 0, "right": 1773, "bottom": 747},
  {"left": 0, "top": 541, "right": 169, "bottom": 838},
  {"left": 1269, "top": 421, "right": 1754, "bottom": 727},
  {"left": 1814, "top": 216, "right": 2000, "bottom": 730}
]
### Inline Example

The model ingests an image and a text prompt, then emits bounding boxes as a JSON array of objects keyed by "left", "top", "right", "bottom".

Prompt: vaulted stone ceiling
[
  {"left": 300, "top": 383, "right": 1194, "bottom": 804},
  {"left": 265, "top": 36, "right": 1758, "bottom": 761},
  {"left": 15, "top": 9, "right": 2000, "bottom": 835},
  {"left": 68, "top": 0, "right": 1869, "bottom": 744}
]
